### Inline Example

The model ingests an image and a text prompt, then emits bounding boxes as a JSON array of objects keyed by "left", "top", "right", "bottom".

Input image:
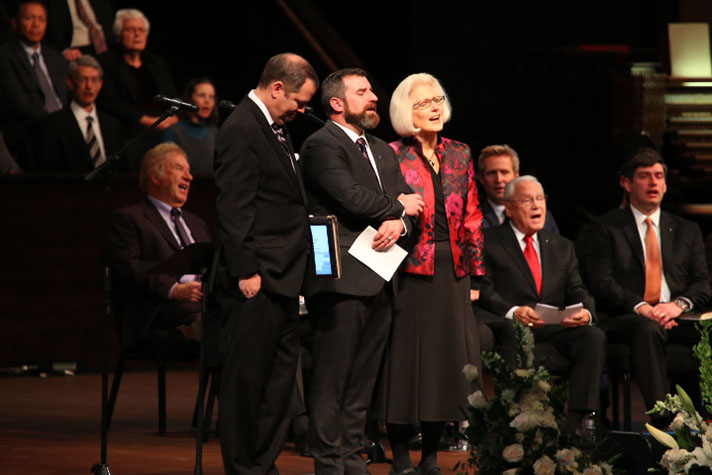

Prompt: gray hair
[
  {"left": 68, "top": 55, "right": 103, "bottom": 79},
  {"left": 503, "top": 175, "right": 544, "bottom": 201},
  {"left": 112, "top": 8, "right": 150, "bottom": 41},
  {"left": 389, "top": 73, "right": 452, "bottom": 137}
]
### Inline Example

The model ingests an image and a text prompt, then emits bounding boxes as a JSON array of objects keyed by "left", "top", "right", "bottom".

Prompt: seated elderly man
[
  {"left": 475, "top": 175, "right": 605, "bottom": 433},
  {"left": 106, "top": 142, "right": 210, "bottom": 350}
]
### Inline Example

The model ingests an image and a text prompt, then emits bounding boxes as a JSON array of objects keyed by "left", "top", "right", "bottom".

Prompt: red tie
[{"left": 523, "top": 235, "right": 542, "bottom": 296}]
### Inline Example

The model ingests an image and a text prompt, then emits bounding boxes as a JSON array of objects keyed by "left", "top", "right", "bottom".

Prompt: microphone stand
[{"left": 88, "top": 105, "right": 180, "bottom": 475}]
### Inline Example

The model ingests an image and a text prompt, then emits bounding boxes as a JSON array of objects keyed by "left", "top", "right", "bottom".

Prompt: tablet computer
[{"left": 309, "top": 215, "right": 341, "bottom": 279}]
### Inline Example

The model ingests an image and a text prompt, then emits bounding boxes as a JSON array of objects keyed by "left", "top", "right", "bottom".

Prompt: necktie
[
  {"left": 85, "top": 116, "right": 102, "bottom": 166},
  {"left": 523, "top": 235, "right": 542, "bottom": 296},
  {"left": 643, "top": 217, "right": 662, "bottom": 304},
  {"left": 355, "top": 137, "right": 370, "bottom": 162},
  {"left": 271, "top": 123, "right": 296, "bottom": 172},
  {"left": 170, "top": 208, "right": 193, "bottom": 249},
  {"left": 73, "top": 0, "right": 107, "bottom": 54},
  {"left": 31, "top": 52, "right": 62, "bottom": 113}
]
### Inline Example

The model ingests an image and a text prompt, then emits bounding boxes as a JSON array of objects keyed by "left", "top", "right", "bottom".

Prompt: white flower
[
  {"left": 501, "top": 389, "right": 516, "bottom": 401},
  {"left": 533, "top": 455, "right": 556, "bottom": 475},
  {"left": 670, "top": 413, "right": 685, "bottom": 431},
  {"left": 555, "top": 448, "right": 578, "bottom": 471},
  {"left": 685, "top": 435, "right": 712, "bottom": 472},
  {"left": 467, "top": 390, "right": 486, "bottom": 409},
  {"left": 645, "top": 423, "right": 679, "bottom": 449},
  {"left": 510, "top": 408, "right": 557, "bottom": 432},
  {"left": 502, "top": 470, "right": 518, "bottom": 475},
  {"left": 462, "top": 363, "right": 479, "bottom": 382},
  {"left": 706, "top": 425, "right": 712, "bottom": 441},
  {"left": 597, "top": 462, "right": 614, "bottom": 475},
  {"left": 537, "top": 380, "right": 551, "bottom": 393},
  {"left": 514, "top": 369, "right": 531, "bottom": 378},
  {"left": 582, "top": 466, "right": 602, "bottom": 475},
  {"left": 502, "top": 443, "right": 524, "bottom": 463},
  {"left": 660, "top": 448, "right": 692, "bottom": 472}
]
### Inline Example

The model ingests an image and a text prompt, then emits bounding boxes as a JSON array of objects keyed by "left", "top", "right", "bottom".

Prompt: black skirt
[{"left": 374, "top": 241, "right": 481, "bottom": 423}]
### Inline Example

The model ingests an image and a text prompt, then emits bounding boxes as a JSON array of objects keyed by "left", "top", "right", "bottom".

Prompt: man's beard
[{"left": 345, "top": 103, "right": 380, "bottom": 130}]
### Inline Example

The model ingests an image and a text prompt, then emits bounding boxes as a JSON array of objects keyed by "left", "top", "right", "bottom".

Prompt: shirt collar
[
  {"left": 630, "top": 204, "right": 661, "bottom": 228},
  {"left": 248, "top": 89, "right": 275, "bottom": 127},
  {"left": 147, "top": 195, "right": 174, "bottom": 216},
  {"left": 510, "top": 221, "right": 538, "bottom": 244},
  {"left": 331, "top": 119, "right": 366, "bottom": 145},
  {"left": 488, "top": 199, "right": 505, "bottom": 218},
  {"left": 21, "top": 41, "right": 41, "bottom": 58},
  {"left": 71, "top": 100, "right": 97, "bottom": 121}
]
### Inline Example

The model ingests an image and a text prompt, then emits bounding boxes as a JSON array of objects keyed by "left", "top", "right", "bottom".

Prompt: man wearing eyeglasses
[{"left": 475, "top": 175, "right": 605, "bottom": 435}]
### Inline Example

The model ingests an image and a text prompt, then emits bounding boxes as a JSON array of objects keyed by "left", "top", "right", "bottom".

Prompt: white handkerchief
[{"left": 347, "top": 226, "right": 408, "bottom": 281}]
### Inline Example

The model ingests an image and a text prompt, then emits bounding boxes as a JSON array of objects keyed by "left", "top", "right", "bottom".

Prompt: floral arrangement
[
  {"left": 645, "top": 320, "right": 712, "bottom": 474},
  {"left": 456, "top": 321, "right": 617, "bottom": 474}
]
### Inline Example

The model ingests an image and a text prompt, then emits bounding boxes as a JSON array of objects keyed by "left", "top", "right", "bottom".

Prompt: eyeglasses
[
  {"left": 412, "top": 96, "right": 445, "bottom": 110},
  {"left": 509, "top": 195, "right": 547, "bottom": 207}
]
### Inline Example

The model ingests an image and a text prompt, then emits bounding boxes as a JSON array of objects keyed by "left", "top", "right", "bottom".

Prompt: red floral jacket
[{"left": 390, "top": 136, "right": 484, "bottom": 278}]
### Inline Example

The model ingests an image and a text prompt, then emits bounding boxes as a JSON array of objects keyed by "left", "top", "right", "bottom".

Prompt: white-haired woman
[
  {"left": 97, "top": 8, "right": 178, "bottom": 170},
  {"left": 376, "top": 73, "right": 484, "bottom": 475}
]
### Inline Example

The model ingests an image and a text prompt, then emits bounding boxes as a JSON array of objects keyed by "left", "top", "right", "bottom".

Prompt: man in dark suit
[
  {"left": 476, "top": 175, "right": 605, "bottom": 432},
  {"left": 300, "top": 68, "right": 423, "bottom": 475},
  {"left": 213, "top": 53, "right": 318, "bottom": 475},
  {"left": 45, "top": 0, "right": 114, "bottom": 61},
  {"left": 34, "top": 54, "right": 122, "bottom": 172},
  {"left": 477, "top": 144, "right": 559, "bottom": 232},
  {"left": 106, "top": 142, "right": 210, "bottom": 349},
  {"left": 582, "top": 149, "right": 710, "bottom": 422},
  {"left": 0, "top": 1, "right": 68, "bottom": 168}
]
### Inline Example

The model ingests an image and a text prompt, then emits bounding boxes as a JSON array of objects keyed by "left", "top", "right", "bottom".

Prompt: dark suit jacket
[
  {"left": 32, "top": 105, "right": 123, "bottom": 172},
  {"left": 583, "top": 207, "right": 710, "bottom": 319},
  {"left": 97, "top": 50, "right": 177, "bottom": 127},
  {"left": 300, "top": 120, "right": 415, "bottom": 297},
  {"left": 478, "top": 223, "right": 595, "bottom": 320},
  {"left": 106, "top": 198, "right": 211, "bottom": 347},
  {"left": 45, "top": 0, "right": 114, "bottom": 53},
  {"left": 214, "top": 95, "right": 311, "bottom": 298},
  {"left": 480, "top": 199, "right": 560, "bottom": 233},
  {"left": 0, "top": 38, "right": 68, "bottom": 124}
]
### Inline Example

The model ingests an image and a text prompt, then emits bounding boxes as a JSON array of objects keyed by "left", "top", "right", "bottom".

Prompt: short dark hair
[
  {"left": 179, "top": 77, "right": 218, "bottom": 124},
  {"left": 321, "top": 68, "right": 367, "bottom": 115},
  {"left": 620, "top": 148, "right": 667, "bottom": 180},
  {"left": 257, "top": 53, "right": 319, "bottom": 93},
  {"left": 13, "top": 1, "right": 46, "bottom": 17}
]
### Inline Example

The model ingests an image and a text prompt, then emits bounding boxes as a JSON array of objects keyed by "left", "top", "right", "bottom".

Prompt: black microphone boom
[
  {"left": 154, "top": 94, "right": 199, "bottom": 112},
  {"left": 219, "top": 99, "right": 237, "bottom": 111}
]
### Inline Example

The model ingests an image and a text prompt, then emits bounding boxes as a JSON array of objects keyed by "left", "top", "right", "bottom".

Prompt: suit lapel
[
  {"left": 481, "top": 201, "right": 500, "bottom": 228},
  {"left": 660, "top": 211, "right": 674, "bottom": 278},
  {"left": 143, "top": 199, "right": 181, "bottom": 251},
  {"left": 621, "top": 207, "right": 645, "bottom": 270},
  {"left": 11, "top": 40, "right": 40, "bottom": 94},
  {"left": 538, "top": 230, "right": 553, "bottom": 298},
  {"left": 326, "top": 122, "right": 382, "bottom": 191},
  {"left": 499, "top": 225, "right": 539, "bottom": 297},
  {"left": 245, "top": 98, "right": 305, "bottom": 201},
  {"left": 366, "top": 133, "right": 387, "bottom": 192},
  {"left": 63, "top": 108, "right": 93, "bottom": 166}
]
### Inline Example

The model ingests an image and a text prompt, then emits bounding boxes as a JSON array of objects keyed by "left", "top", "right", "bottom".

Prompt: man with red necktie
[
  {"left": 582, "top": 149, "right": 710, "bottom": 426},
  {"left": 476, "top": 175, "right": 605, "bottom": 434}
]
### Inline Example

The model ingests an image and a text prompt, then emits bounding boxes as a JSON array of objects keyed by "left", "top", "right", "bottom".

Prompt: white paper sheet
[
  {"left": 347, "top": 226, "right": 408, "bottom": 281},
  {"left": 534, "top": 302, "right": 583, "bottom": 325}
]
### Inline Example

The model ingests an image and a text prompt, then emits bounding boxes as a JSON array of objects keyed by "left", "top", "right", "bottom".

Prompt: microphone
[
  {"left": 304, "top": 106, "right": 325, "bottom": 126},
  {"left": 154, "top": 94, "right": 199, "bottom": 112},
  {"left": 219, "top": 99, "right": 237, "bottom": 111}
]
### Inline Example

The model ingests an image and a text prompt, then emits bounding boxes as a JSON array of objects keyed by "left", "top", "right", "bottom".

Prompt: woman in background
[
  {"left": 377, "top": 73, "right": 484, "bottom": 475},
  {"left": 162, "top": 78, "right": 218, "bottom": 175}
]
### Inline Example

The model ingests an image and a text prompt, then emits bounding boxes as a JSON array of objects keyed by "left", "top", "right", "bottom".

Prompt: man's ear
[
  {"left": 330, "top": 97, "right": 344, "bottom": 114},
  {"left": 620, "top": 176, "right": 632, "bottom": 193},
  {"left": 504, "top": 201, "right": 512, "bottom": 218},
  {"left": 270, "top": 81, "right": 285, "bottom": 99}
]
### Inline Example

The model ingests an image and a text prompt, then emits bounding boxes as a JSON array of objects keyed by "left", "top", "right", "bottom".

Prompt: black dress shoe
[
  {"left": 389, "top": 467, "right": 417, "bottom": 475},
  {"left": 417, "top": 465, "right": 441, "bottom": 475}
]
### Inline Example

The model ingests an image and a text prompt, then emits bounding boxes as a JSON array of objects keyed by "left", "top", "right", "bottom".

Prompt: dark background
[{"left": 3, "top": 0, "right": 712, "bottom": 370}]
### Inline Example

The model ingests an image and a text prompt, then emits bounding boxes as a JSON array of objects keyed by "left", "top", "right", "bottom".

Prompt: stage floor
[{"left": 0, "top": 367, "right": 650, "bottom": 474}]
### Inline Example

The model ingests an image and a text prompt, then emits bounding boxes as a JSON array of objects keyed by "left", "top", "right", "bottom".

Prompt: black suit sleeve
[
  {"left": 676, "top": 223, "right": 711, "bottom": 309},
  {"left": 107, "top": 210, "right": 176, "bottom": 298},
  {"left": 214, "top": 117, "right": 261, "bottom": 279},
  {"left": 300, "top": 135, "right": 405, "bottom": 223},
  {"left": 562, "top": 240, "right": 597, "bottom": 321}
]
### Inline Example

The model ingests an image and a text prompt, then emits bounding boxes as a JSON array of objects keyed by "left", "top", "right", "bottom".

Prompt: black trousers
[
  {"left": 306, "top": 289, "right": 392, "bottom": 475},
  {"left": 217, "top": 287, "right": 300, "bottom": 475}
]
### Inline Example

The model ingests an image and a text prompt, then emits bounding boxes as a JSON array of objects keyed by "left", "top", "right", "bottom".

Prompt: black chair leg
[
  {"left": 623, "top": 372, "right": 632, "bottom": 431},
  {"left": 610, "top": 373, "right": 620, "bottom": 430},
  {"left": 158, "top": 360, "right": 166, "bottom": 436},
  {"left": 203, "top": 370, "right": 221, "bottom": 440},
  {"left": 106, "top": 352, "right": 129, "bottom": 430}
]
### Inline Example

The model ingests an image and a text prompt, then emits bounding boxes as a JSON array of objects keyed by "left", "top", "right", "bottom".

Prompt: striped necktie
[
  {"left": 85, "top": 116, "right": 102, "bottom": 166},
  {"left": 73, "top": 0, "right": 107, "bottom": 54}
]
